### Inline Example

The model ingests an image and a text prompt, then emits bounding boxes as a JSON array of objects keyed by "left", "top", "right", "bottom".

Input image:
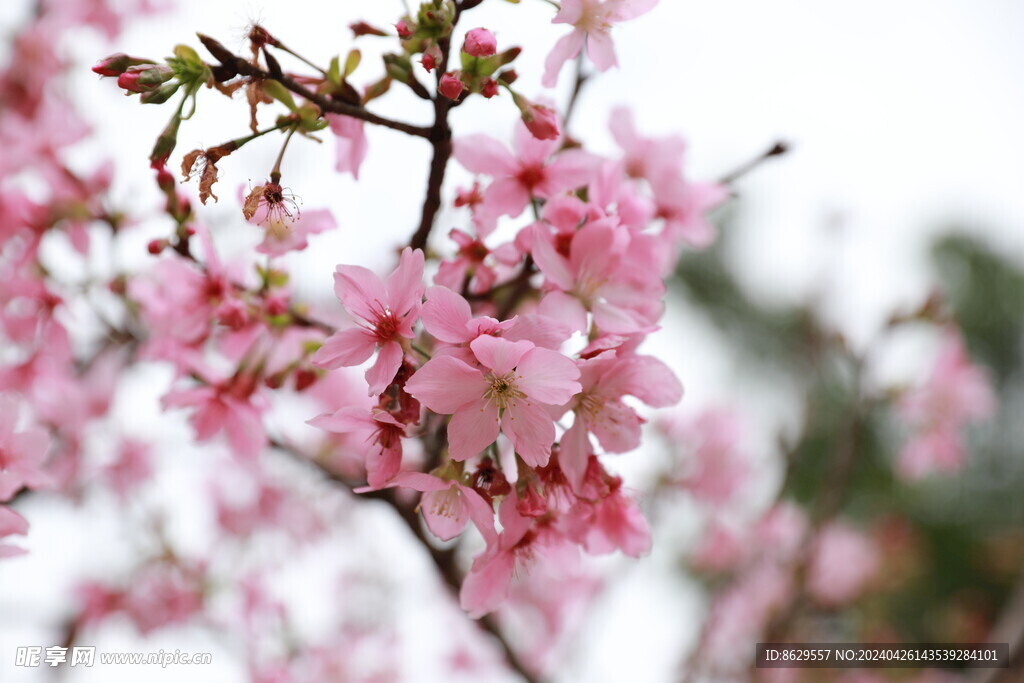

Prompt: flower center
[
  {"left": 516, "top": 164, "right": 545, "bottom": 191},
  {"left": 484, "top": 371, "right": 526, "bottom": 410}
]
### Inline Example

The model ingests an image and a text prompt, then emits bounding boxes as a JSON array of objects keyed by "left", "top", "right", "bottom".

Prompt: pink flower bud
[
  {"left": 117, "top": 64, "right": 173, "bottom": 94},
  {"left": 463, "top": 28, "right": 497, "bottom": 58},
  {"left": 147, "top": 239, "right": 166, "bottom": 255},
  {"left": 92, "top": 53, "right": 151, "bottom": 77},
  {"left": 481, "top": 78, "right": 499, "bottom": 99},
  {"left": 395, "top": 20, "right": 413, "bottom": 39},
  {"left": 521, "top": 102, "right": 560, "bottom": 140},
  {"left": 438, "top": 73, "right": 464, "bottom": 100},
  {"left": 421, "top": 45, "right": 442, "bottom": 73}
]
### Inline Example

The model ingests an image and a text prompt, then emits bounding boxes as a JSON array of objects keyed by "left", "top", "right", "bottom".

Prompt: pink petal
[
  {"left": 607, "top": 356, "right": 682, "bottom": 407},
  {"left": 385, "top": 247, "right": 426, "bottom": 317},
  {"left": 502, "top": 400, "right": 555, "bottom": 467},
  {"left": 531, "top": 234, "right": 576, "bottom": 292},
  {"left": 584, "top": 29, "right": 618, "bottom": 72},
  {"left": 470, "top": 336, "right": 534, "bottom": 376},
  {"left": 538, "top": 291, "right": 588, "bottom": 335},
  {"left": 307, "top": 406, "right": 374, "bottom": 434},
  {"left": 448, "top": 398, "right": 501, "bottom": 461},
  {"left": 480, "top": 177, "right": 532, "bottom": 222},
  {"left": 542, "top": 29, "right": 585, "bottom": 88},
  {"left": 589, "top": 399, "right": 643, "bottom": 453},
  {"left": 333, "top": 265, "right": 388, "bottom": 323},
  {"left": 537, "top": 149, "right": 597, "bottom": 196},
  {"left": 609, "top": 0, "right": 659, "bottom": 21},
  {"left": 364, "top": 340, "right": 405, "bottom": 396},
  {"left": 516, "top": 348, "right": 582, "bottom": 405},
  {"left": 453, "top": 135, "right": 518, "bottom": 176},
  {"left": 223, "top": 399, "right": 267, "bottom": 460},
  {"left": 459, "top": 483, "right": 499, "bottom": 548},
  {"left": 421, "top": 485, "right": 471, "bottom": 541},
  {"left": 311, "top": 328, "right": 376, "bottom": 370},
  {"left": 422, "top": 286, "right": 472, "bottom": 344},
  {"left": 558, "top": 418, "right": 591, "bottom": 493},
  {"left": 513, "top": 121, "right": 562, "bottom": 166},
  {"left": 0, "top": 506, "right": 28, "bottom": 537},
  {"left": 460, "top": 548, "right": 515, "bottom": 618},
  {"left": 328, "top": 114, "right": 369, "bottom": 179},
  {"left": 405, "top": 356, "right": 488, "bottom": 414}
]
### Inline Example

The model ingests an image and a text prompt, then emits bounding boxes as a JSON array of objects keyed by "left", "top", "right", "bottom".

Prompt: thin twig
[{"left": 197, "top": 34, "right": 432, "bottom": 139}]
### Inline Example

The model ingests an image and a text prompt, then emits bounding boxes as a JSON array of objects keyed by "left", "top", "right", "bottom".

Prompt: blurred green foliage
[{"left": 674, "top": 220, "right": 1024, "bottom": 657}]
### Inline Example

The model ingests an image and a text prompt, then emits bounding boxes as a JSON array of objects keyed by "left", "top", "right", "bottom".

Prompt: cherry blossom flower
[
  {"left": 308, "top": 407, "right": 407, "bottom": 489},
  {"left": 560, "top": 352, "right": 681, "bottom": 491},
  {"left": 532, "top": 218, "right": 665, "bottom": 334},
  {"left": 897, "top": 328, "right": 995, "bottom": 479},
  {"left": 312, "top": 248, "right": 425, "bottom": 395},
  {"left": 807, "top": 522, "right": 880, "bottom": 606},
  {"left": 405, "top": 335, "right": 581, "bottom": 465},
  {"left": 542, "top": 0, "right": 659, "bottom": 87},
  {"left": 253, "top": 206, "right": 336, "bottom": 257},
  {"left": 453, "top": 122, "right": 596, "bottom": 234},
  {"left": 0, "top": 395, "right": 52, "bottom": 501},
  {"left": 162, "top": 371, "right": 268, "bottom": 460},
  {"left": 376, "top": 471, "right": 498, "bottom": 546}
]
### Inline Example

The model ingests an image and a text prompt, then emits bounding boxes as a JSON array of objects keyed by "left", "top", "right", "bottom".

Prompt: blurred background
[{"left": 1, "top": 0, "right": 1022, "bottom": 681}]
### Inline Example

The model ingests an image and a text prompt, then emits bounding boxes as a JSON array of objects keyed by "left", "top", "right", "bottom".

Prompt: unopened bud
[
  {"left": 421, "top": 44, "right": 442, "bottom": 73},
  {"left": 117, "top": 64, "right": 174, "bottom": 94},
  {"left": 147, "top": 239, "right": 167, "bottom": 255},
  {"left": 513, "top": 93, "right": 560, "bottom": 140},
  {"left": 92, "top": 53, "right": 152, "bottom": 77},
  {"left": 463, "top": 28, "right": 497, "bottom": 58},
  {"left": 140, "top": 81, "right": 180, "bottom": 105},
  {"left": 481, "top": 78, "right": 499, "bottom": 99},
  {"left": 438, "top": 72, "right": 464, "bottom": 100},
  {"left": 395, "top": 20, "right": 413, "bottom": 39},
  {"left": 350, "top": 21, "right": 389, "bottom": 38}
]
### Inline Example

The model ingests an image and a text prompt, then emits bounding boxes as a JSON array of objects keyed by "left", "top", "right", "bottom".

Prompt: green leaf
[
  {"left": 261, "top": 80, "right": 298, "bottom": 112},
  {"left": 344, "top": 49, "right": 361, "bottom": 77},
  {"left": 327, "top": 56, "right": 342, "bottom": 86}
]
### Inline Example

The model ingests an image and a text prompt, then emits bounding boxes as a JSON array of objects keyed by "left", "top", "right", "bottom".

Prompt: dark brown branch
[
  {"left": 270, "top": 438, "right": 538, "bottom": 683},
  {"left": 719, "top": 140, "right": 789, "bottom": 185},
  {"left": 196, "top": 34, "right": 432, "bottom": 139}
]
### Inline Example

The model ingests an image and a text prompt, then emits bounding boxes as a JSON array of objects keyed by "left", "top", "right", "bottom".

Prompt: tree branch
[{"left": 196, "top": 34, "right": 432, "bottom": 139}]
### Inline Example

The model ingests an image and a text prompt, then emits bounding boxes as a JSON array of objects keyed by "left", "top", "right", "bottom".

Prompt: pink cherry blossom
[
  {"left": 807, "top": 522, "right": 880, "bottom": 606},
  {"left": 532, "top": 218, "right": 665, "bottom": 334},
  {"left": 308, "top": 407, "right": 407, "bottom": 489},
  {"left": 378, "top": 471, "right": 498, "bottom": 546},
  {"left": 897, "top": 328, "right": 995, "bottom": 479},
  {"left": 327, "top": 114, "right": 368, "bottom": 179},
  {"left": 454, "top": 122, "right": 596, "bottom": 234},
  {"left": 542, "top": 0, "right": 659, "bottom": 87},
  {"left": 162, "top": 372, "right": 268, "bottom": 460},
  {"left": 0, "top": 395, "right": 52, "bottom": 501},
  {"left": 560, "top": 352, "right": 681, "bottom": 491},
  {"left": 405, "top": 335, "right": 581, "bottom": 465},
  {"left": 312, "top": 248, "right": 425, "bottom": 396},
  {"left": 249, "top": 201, "right": 337, "bottom": 257}
]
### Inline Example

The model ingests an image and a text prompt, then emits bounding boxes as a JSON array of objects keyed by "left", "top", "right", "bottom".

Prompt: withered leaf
[
  {"left": 181, "top": 149, "right": 202, "bottom": 181},
  {"left": 198, "top": 160, "right": 220, "bottom": 205},
  {"left": 242, "top": 185, "right": 264, "bottom": 221}
]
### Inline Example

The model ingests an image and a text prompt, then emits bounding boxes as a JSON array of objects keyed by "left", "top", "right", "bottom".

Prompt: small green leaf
[
  {"left": 262, "top": 80, "right": 298, "bottom": 112},
  {"left": 344, "top": 49, "right": 361, "bottom": 77},
  {"left": 327, "top": 56, "right": 342, "bottom": 85}
]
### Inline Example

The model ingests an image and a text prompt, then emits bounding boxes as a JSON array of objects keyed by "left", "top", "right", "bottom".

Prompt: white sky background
[{"left": 2, "top": 0, "right": 1024, "bottom": 681}]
